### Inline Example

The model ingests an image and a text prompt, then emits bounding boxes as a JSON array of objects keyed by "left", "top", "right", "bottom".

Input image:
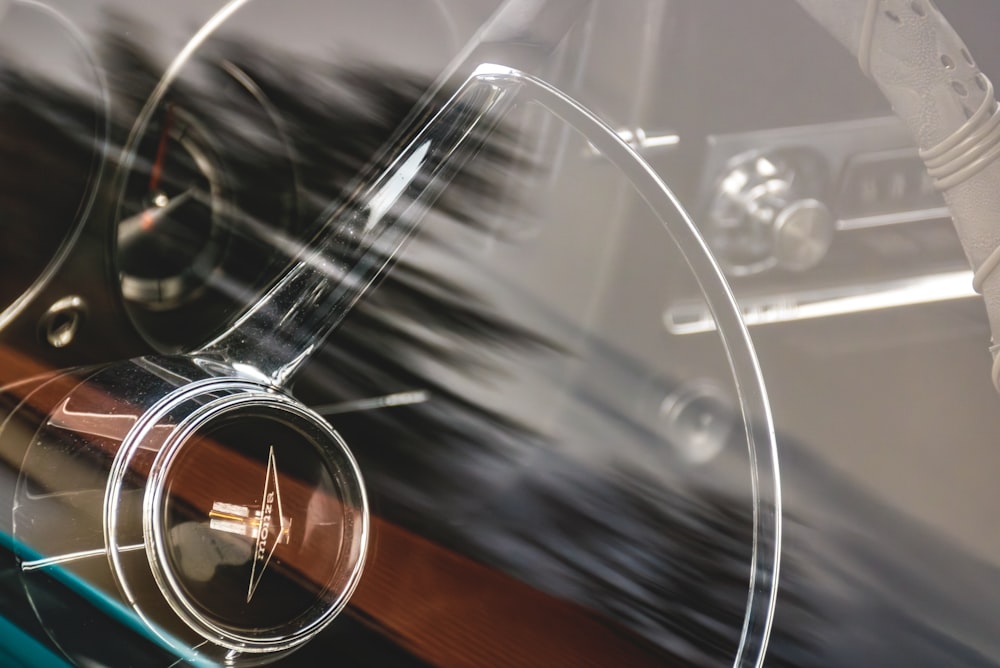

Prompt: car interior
[{"left": 0, "top": 1, "right": 998, "bottom": 666}]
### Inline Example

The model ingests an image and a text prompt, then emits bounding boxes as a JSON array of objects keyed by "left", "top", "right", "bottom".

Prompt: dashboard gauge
[
  {"left": 0, "top": 0, "right": 106, "bottom": 330},
  {"left": 115, "top": 63, "right": 296, "bottom": 352},
  {"left": 117, "top": 106, "right": 227, "bottom": 311}
]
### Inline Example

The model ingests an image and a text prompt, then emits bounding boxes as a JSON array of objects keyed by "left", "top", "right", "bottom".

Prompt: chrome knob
[
  {"left": 707, "top": 150, "right": 832, "bottom": 275},
  {"left": 771, "top": 198, "right": 835, "bottom": 271}
]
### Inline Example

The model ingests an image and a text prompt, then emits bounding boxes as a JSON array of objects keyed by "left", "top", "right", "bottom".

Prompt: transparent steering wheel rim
[
  {"left": 113, "top": 2, "right": 781, "bottom": 666},
  {"left": 468, "top": 65, "right": 782, "bottom": 668}
]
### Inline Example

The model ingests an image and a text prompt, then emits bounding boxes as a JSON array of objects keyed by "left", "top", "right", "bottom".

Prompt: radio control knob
[
  {"left": 707, "top": 150, "right": 831, "bottom": 275},
  {"left": 771, "top": 198, "right": 835, "bottom": 271}
]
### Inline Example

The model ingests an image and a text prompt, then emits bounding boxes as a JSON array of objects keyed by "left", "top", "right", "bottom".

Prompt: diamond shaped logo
[{"left": 247, "top": 446, "right": 286, "bottom": 603}]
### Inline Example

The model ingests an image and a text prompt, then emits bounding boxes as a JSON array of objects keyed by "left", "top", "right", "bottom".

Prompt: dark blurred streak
[
  {"left": 0, "top": 68, "right": 101, "bottom": 311},
  {"left": 202, "top": 39, "right": 534, "bottom": 236}
]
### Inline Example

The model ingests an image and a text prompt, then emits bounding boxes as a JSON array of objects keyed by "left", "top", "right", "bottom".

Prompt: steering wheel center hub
[{"left": 142, "top": 392, "right": 369, "bottom": 652}]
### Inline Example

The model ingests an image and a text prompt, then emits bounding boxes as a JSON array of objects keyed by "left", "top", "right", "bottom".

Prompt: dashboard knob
[
  {"left": 706, "top": 150, "right": 831, "bottom": 276},
  {"left": 771, "top": 197, "right": 835, "bottom": 271}
]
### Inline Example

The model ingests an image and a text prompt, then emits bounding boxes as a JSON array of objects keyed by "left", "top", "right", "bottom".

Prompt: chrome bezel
[{"left": 104, "top": 383, "right": 368, "bottom": 656}]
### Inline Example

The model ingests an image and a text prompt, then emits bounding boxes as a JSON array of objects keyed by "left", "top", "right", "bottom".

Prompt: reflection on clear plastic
[{"left": 196, "top": 71, "right": 521, "bottom": 386}]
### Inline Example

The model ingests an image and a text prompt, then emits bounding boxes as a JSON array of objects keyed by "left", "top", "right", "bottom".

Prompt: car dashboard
[{"left": 0, "top": 1, "right": 999, "bottom": 666}]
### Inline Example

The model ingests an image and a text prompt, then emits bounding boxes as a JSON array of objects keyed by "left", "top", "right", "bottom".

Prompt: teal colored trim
[
  {"left": 0, "top": 529, "right": 17, "bottom": 553},
  {"left": 0, "top": 613, "right": 72, "bottom": 668},
  {"left": 0, "top": 530, "right": 216, "bottom": 667}
]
